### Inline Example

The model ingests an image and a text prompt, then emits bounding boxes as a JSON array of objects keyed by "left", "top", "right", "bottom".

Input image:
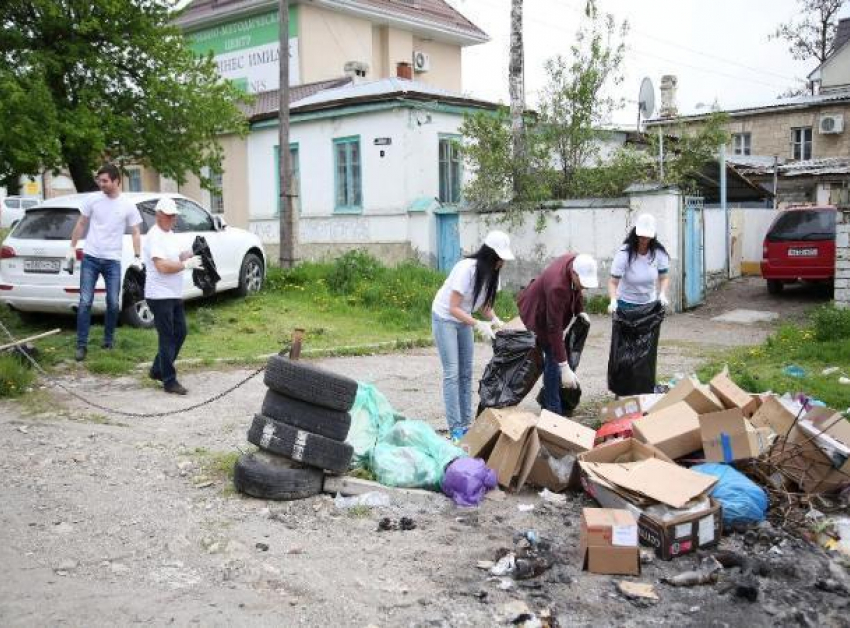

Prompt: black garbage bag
[
  {"left": 477, "top": 330, "right": 544, "bottom": 415},
  {"left": 607, "top": 301, "right": 665, "bottom": 397},
  {"left": 123, "top": 265, "right": 146, "bottom": 305},
  {"left": 191, "top": 236, "right": 221, "bottom": 297},
  {"left": 535, "top": 315, "right": 590, "bottom": 417}
]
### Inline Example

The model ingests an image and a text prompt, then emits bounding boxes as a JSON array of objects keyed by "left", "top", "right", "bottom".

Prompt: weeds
[
  {"left": 0, "top": 354, "right": 34, "bottom": 398},
  {"left": 346, "top": 505, "right": 372, "bottom": 518}
]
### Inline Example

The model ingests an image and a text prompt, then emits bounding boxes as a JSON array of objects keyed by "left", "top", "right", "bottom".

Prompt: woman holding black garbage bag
[{"left": 607, "top": 214, "right": 670, "bottom": 396}]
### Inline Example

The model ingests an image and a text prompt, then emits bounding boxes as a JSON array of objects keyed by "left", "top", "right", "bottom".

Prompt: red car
[{"left": 761, "top": 205, "right": 836, "bottom": 294}]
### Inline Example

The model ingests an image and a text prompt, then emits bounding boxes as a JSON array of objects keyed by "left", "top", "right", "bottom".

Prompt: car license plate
[
  {"left": 23, "top": 258, "right": 61, "bottom": 273},
  {"left": 788, "top": 248, "right": 817, "bottom": 257}
]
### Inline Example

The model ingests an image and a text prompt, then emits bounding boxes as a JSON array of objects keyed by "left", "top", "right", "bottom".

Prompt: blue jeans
[
  {"left": 147, "top": 299, "right": 187, "bottom": 386},
  {"left": 541, "top": 344, "right": 564, "bottom": 416},
  {"left": 432, "top": 312, "right": 474, "bottom": 432},
  {"left": 77, "top": 255, "right": 121, "bottom": 349}
]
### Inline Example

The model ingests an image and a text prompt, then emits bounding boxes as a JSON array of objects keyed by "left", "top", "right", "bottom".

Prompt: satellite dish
[{"left": 637, "top": 77, "right": 655, "bottom": 131}]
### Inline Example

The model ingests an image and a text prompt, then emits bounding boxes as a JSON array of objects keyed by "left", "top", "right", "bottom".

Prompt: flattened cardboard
[
  {"left": 537, "top": 410, "right": 596, "bottom": 452},
  {"left": 580, "top": 508, "right": 640, "bottom": 575},
  {"left": 631, "top": 401, "right": 702, "bottom": 460},
  {"left": 599, "top": 394, "right": 664, "bottom": 423},
  {"left": 699, "top": 408, "right": 774, "bottom": 462},
  {"left": 578, "top": 438, "right": 674, "bottom": 465},
  {"left": 709, "top": 371, "right": 760, "bottom": 417},
  {"left": 649, "top": 377, "right": 723, "bottom": 416},
  {"left": 580, "top": 457, "right": 717, "bottom": 508}
]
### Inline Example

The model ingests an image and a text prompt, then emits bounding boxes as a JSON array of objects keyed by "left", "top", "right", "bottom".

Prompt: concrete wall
[
  {"left": 299, "top": 4, "right": 374, "bottom": 82},
  {"left": 821, "top": 46, "right": 850, "bottom": 92},
  {"left": 411, "top": 37, "right": 462, "bottom": 92},
  {"left": 220, "top": 133, "right": 250, "bottom": 228},
  {"left": 836, "top": 208, "right": 850, "bottom": 308},
  {"left": 704, "top": 206, "right": 728, "bottom": 287}
]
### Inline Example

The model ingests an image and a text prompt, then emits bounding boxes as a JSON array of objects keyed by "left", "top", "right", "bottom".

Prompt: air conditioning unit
[
  {"left": 413, "top": 51, "right": 430, "bottom": 73},
  {"left": 819, "top": 114, "right": 844, "bottom": 134}
]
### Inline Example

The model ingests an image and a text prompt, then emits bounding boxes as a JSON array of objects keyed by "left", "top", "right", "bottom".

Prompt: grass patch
[
  {"left": 0, "top": 354, "right": 34, "bottom": 398},
  {"left": 585, "top": 294, "right": 609, "bottom": 315},
  {"left": 346, "top": 505, "right": 373, "bottom": 519},
  {"left": 697, "top": 305, "right": 850, "bottom": 410},
  {"left": 0, "top": 251, "right": 515, "bottom": 381}
]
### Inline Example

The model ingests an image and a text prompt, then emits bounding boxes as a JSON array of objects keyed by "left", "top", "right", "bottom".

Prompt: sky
[{"left": 446, "top": 0, "right": 850, "bottom": 125}]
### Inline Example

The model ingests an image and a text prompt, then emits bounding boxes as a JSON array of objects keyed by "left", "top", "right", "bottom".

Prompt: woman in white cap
[
  {"left": 517, "top": 252, "right": 598, "bottom": 416},
  {"left": 607, "top": 214, "right": 670, "bottom": 314},
  {"left": 432, "top": 231, "right": 514, "bottom": 441}
]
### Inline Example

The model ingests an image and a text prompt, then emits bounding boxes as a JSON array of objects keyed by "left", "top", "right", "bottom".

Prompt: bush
[
  {"left": 0, "top": 354, "right": 34, "bottom": 398},
  {"left": 812, "top": 305, "right": 850, "bottom": 341},
  {"left": 585, "top": 294, "right": 609, "bottom": 315},
  {"left": 327, "top": 250, "right": 383, "bottom": 295}
]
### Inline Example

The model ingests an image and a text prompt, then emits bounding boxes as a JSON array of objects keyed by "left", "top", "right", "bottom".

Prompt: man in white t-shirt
[
  {"left": 68, "top": 164, "right": 143, "bottom": 362},
  {"left": 143, "top": 197, "right": 204, "bottom": 395}
]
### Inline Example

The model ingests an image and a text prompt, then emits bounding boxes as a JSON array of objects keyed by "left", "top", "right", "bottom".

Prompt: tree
[
  {"left": 508, "top": 0, "right": 526, "bottom": 193},
  {"left": 650, "top": 111, "right": 731, "bottom": 193},
  {"left": 770, "top": 0, "right": 846, "bottom": 63},
  {"left": 0, "top": 0, "right": 249, "bottom": 192},
  {"left": 538, "top": 5, "right": 627, "bottom": 197}
]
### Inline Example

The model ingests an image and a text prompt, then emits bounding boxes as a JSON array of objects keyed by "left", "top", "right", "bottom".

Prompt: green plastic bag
[
  {"left": 347, "top": 383, "right": 398, "bottom": 468},
  {"left": 371, "top": 420, "right": 466, "bottom": 489}
]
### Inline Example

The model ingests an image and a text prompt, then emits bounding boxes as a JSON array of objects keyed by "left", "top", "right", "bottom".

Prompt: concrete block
[
  {"left": 837, "top": 231, "right": 850, "bottom": 249},
  {"left": 835, "top": 278, "right": 850, "bottom": 289},
  {"left": 836, "top": 260, "right": 850, "bottom": 271}
]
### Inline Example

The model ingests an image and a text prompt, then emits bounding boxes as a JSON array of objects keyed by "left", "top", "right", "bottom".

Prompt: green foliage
[
  {"left": 812, "top": 305, "right": 850, "bottom": 341},
  {"left": 584, "top": 294, "right": 610, "bottom": 315},
  {"left": 0, "top": 0, "right": 249, "bottom": 191},
  {"left": 650, "top": 112, "right": 731, "bottom": 193},
  {"left": 327, "top": 250, "right": 383, "bottom": 295},
  {"left": 0, "top": 355, "right": 34, "bottom": 398}
]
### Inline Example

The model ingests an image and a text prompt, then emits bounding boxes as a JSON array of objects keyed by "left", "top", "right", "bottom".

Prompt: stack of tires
[{"left": 233, "top": 354, "right": 358, "bottom": 501}]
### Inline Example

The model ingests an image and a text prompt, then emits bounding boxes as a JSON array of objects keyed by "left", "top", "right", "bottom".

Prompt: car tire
[
  {"left": 261, "top": 389, "right": 352, "bottom": 441},
  {"left": 247, "top": 414, "right": 354, "bottom": 474},
  {"left": 233, "top": 453, "right": 323, "bottom": 501},
  {"left": 121, "top": 298, "right": 156, "bottom": 328},
  {"left": 766, "top": 280, "right": 784, "bottom": 295},
  {"left": 236, "top": 252, "right": 264, "bottom": 297},
  {"left": 263, "top": 355, "right": 358, "bottom": 412}
]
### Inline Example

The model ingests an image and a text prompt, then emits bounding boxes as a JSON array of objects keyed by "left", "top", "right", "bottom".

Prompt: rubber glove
[
  {"left": 474, "top": 320, "right": 496, "bottom": 341},
  {"left": 578, "top": 312, "right": 590, "bottom": 324},
  {"left": 130, "top": 256, "right": 144, "bottom": 271},
  {"left": 65, "top": 248, "right": 76, "bottom": 263},
  {"left": 607, "top": 299, "right": 618, "bottom": 315},
  {"left": 491, "top": 315, "right": 504, "bottom": 329},
  {"left": 183, "top": 255, "right": 204, "bottom": 271},
  {"left": 559, "top": 361, "right": 579, "bottom": 389},
  {"left": 659, "top": 293, "right": 670, "bottom": 309}
]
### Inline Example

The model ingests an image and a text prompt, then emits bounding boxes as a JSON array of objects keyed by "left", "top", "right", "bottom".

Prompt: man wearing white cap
[
  {"left": 517, "top": 252, "right": 598, "bottom": 416},
  {"left": 143, "top": 197, "right": 204, "bottom": 395}
]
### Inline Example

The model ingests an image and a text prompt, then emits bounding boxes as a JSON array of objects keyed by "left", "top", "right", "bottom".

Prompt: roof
[
  {"left": 249, "top": 76, "right": 497, "bottom": 121},
  {"left": 175, "top": 0, "right": 487, "bottom": 45},
  {"left": 810, "top": 18, "right": 850, "bottom": 81},
  {"left": 731, "top": 156, "right": 850, "bottom": 178},
  {"left": 242, "top": 77, "right": 353, "bottom": 119}
]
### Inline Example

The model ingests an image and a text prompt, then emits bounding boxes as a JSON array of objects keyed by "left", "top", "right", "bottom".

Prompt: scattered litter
[
  {"left": 662, "top": 557, "right": 723, "bottom": 587},
  {"left": 441, "top": 457, "right": 497, "bottom": 507},
  {"left": 377, "top": 517, "right": 416, "bottom": 532},
  {"left": 489, "top": 553, "right": 516, "bottom": 577},
  {"left": 333, "top": 492, "right": 391, "bottom": 510},
  {"left": 840, "top": 377, "right": 850, "bottom": 386},
  {"left": 616, "top": 581, "right": 659, "bottom": 603},
  {"left": 782, "top": 365, "right": 806, "bottom": 378},
  {"left": 693, "top": 463, "right": 768, "bottom": 526},
  {"left": 822, "top": 367, "right": 840, "bottom": 376},
  {"left": 255, "top": 542, "right": 269, "bottom": 552},
  {"left": 16, "top": 425, "right": 28, "bottom": 434},
  {"left": 476, "top": 560, "right": 495, "bottom": 570},
  {"left": 517, "top": 504, "right": 535, "bottom": 512},
  {"left": 639, "top": 549, "right": 655, "bottom": 565},
  {"left": 538, "top": 488, "right": 567, "bottom": 505}
]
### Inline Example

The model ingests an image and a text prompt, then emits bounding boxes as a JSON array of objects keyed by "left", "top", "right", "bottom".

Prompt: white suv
[
  {"left": 0, "top": 192, "right": 267, "bottom": 327},
  {"left": 1, "top": 196, "right": 41, "bottom": 229}
]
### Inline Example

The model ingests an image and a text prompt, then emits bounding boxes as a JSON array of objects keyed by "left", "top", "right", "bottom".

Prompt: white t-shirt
[
  {"left": 610, "top": 245, "right": 670, "bottom": 304},
  {"left": 143, "top": 225, "right": 184, "bottom": 300},
  {"left": 432, "top": 258, "right": 497, "bottom": 322},
  {"left": 80, "top": 192, "right": 142, "bottom": 261}
]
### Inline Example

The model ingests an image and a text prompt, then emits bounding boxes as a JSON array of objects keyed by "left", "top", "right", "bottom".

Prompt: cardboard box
[
  {"left": 580, "top": 508, "right": 640, "bottom": 575},
  {"left": 699, "top": 408, "right": 774, "bottom": 463},
  {"left": 461, "top": 407, "right": 537, "bottom": 489},
  {"left": 649, "top": 377, "right": 723, "bottom": 416},
  {"left": 598, "top": 394, "right": 664, "bottom": 423},
  {"left": 579, "top": 438, "right": 674, "bottom": 466},
  {"left": 631, "top": 401, "right": 702, "bottom": 460},
  {"left": 581, "top": 473, "right": 723, "bottom": 560},
  {"left": 525, "top": 411, "right": 596, "bottom": 491},
  {"left": 750, "top": 396, "right": 800, "bottom": 436},
  {"left": 709, "top": 371, "right": 760, "bottom": 417}
]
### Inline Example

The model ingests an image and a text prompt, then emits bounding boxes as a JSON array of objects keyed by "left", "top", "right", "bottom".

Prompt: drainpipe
[
  {"left": 720, "top": 144, "right": 729, "bottom": 279},
  {"left": 772, "top": 155, "right": 779, "bottom": 209}
]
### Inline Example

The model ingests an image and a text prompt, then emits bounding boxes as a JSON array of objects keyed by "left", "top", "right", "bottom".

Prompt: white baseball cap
[
  {"left": 483, "top": 230, "right": 515, "bottom": 261},
  {"left": 572, "top": 254, "right": 599, "bottom": 289},
  {"left": 635, "top": 213, "right": 657, "bottom": 238},
  {"left": 155, "top": 197, "right": 179, "bottom": 215}
]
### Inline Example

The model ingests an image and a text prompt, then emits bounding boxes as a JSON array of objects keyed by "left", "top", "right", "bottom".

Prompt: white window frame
[
  {"left": 732, "top": 132, "right": 751, "bottom": 156},
  {"left": 792, "top": 127, "right": 812, "bottom": 161}
]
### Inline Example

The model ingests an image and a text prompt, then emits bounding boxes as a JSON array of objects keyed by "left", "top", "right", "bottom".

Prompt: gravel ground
[{"left": 1, "top": 277, "right": 846, "bottom": 627}]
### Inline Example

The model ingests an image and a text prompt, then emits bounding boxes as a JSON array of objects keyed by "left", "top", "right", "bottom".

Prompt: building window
[
  {"left": 126, "top": 168, "right": 142, "bottom": 192},
  {"left": 792, "top": 127, "right": 812, "bottom": 161},
  {"left": 732, "top": 133, "right": 751, "bottom": 156},
  {"left": 274, "top": 143, "right": 300, "bottom": 216},
  {"left": 333, "top": 136, "right": 362, "bottom": 212},
  {"left": 439, "top": 136, "right": 462, "bottom": 204},
  {"left": 209, "top": 168, "right": 224, "bottom": 214}
]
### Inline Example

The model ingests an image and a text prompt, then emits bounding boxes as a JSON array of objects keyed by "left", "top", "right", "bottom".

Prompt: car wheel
[
  {"left": 247, "top": 414, "right": 354, "bottom": 474},
  {"left": 264, "top": 354, "right": 358, "bottom": 412},
  {"left": 122, "top": 298, "right": 156, "bottom": 328},
  {"left": 237, "top": 252, "right": 264, "bottom": 296},
  {"left": 766, "top": 280, "right": 784, "bottom": 295},
  {"left": 233, "top": 453, "right": 323, "bottom": 501}
]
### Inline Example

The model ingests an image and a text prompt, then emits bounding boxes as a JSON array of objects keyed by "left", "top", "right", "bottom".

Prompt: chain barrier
[{"left": 0, "top": 318, "right": 265, "bottom": 418}]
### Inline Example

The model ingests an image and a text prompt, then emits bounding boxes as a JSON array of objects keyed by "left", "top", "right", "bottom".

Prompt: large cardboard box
[
  {"left": 649, "top": 377, "right": 723, "bottom": 416},
  {"left": 525, "top": 411, "right": 596, "bottom": 491},
  {"left": 461, "top": 408, "right": 537, "bottom": 489},
  {"left": 598, "top": 394, "right": 665, "bottom": 423},
  {"left": 709, "top": 371, "right": 760, "bottom": 417},
  {"left": 579, "top": 508, "right": 640, "bottom": 575},
  {"left": 631, "top": 401, "right": 702, "bottom": 460},
  {"left": 699, "top": 408, "right": 775, "bottom": 463}
]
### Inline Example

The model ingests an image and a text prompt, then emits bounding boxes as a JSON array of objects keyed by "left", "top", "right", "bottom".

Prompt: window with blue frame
[
  {"left": 274, "top": 143, "right": 300, "bottom": 215},
  {"left": 438, "top": 136, "right": 461, "bottom": 204},
  {"left": 333, "top": 136, "right": 362, "bottom": 211},
  {"left": 126, "top": 168, "right": 142, "bottom": 192}
]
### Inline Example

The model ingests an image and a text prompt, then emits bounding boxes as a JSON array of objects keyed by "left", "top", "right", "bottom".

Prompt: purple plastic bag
[{"left": 441, "top": 457, "right": 497, "bottom": 507}]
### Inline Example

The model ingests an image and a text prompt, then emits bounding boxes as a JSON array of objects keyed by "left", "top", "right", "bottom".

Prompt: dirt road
[{"left": 1, "top": 278, "right": 844, "bottom": 626}]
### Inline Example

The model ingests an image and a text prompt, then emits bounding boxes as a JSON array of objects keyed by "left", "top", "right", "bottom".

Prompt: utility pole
[
  {"left": 278, "top": 0, "right": 296, "bottom": 268},
  {"left": 509, "top": 0, "right": 525, "bottom": 196}
]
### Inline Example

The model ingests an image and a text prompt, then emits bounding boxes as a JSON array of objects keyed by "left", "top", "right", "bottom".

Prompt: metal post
[
  {"left": 658, "top": 128, "right": 664, "bottom": 180},
  {"left": 278, "top": 0, "right": 296, "bottom": 269},
  {"left": 719, "top": 143, "right": 729, "bottom": 279},
  {"left": 772, "top": 155, "right": 779, "bottom": 209}
]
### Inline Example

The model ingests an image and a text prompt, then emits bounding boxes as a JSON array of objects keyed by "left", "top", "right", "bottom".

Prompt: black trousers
[{"left": 147, "top": 298, "right": 187, "bottom": 386}]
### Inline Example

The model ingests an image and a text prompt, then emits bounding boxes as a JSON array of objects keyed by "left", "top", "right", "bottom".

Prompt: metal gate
[
  {"left": 682, "top": 195, "right": 706, "bottom": 309},
  {"left": 436, "top": 212, "right": 461, "bottom": 272}
]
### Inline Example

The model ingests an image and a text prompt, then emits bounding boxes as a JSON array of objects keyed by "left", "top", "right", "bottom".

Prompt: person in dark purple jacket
[{"left": 517, "top": 253, "right": 598, "bottom": 415}]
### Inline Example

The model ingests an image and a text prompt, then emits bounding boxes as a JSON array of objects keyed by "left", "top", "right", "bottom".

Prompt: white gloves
[
  {"left": 607, "top": 299, "right": 618, "bottom": 315},
  {"left": 183, "top": 255, "right": 204, "bottom": 271},
  {"left": 490, "top": 315, "right": 504, "bottom": 330},
  {"left": 659, "top": 293, "right": 670, "bottom": 309},
  {"left": 65, "top": 248, "right": 76, "bottom": 263},
  {"left": 130, "top": 256, "right": 144, "bottom": 271},
  {"left": 559, "top": 361, "right": 579, "bottom": 389},
  {"left": 474, "top": 320, "right": 496, "bottom": 341},
  {"left": 578, "top": 312, "right": 590, "bottom": 324}
]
